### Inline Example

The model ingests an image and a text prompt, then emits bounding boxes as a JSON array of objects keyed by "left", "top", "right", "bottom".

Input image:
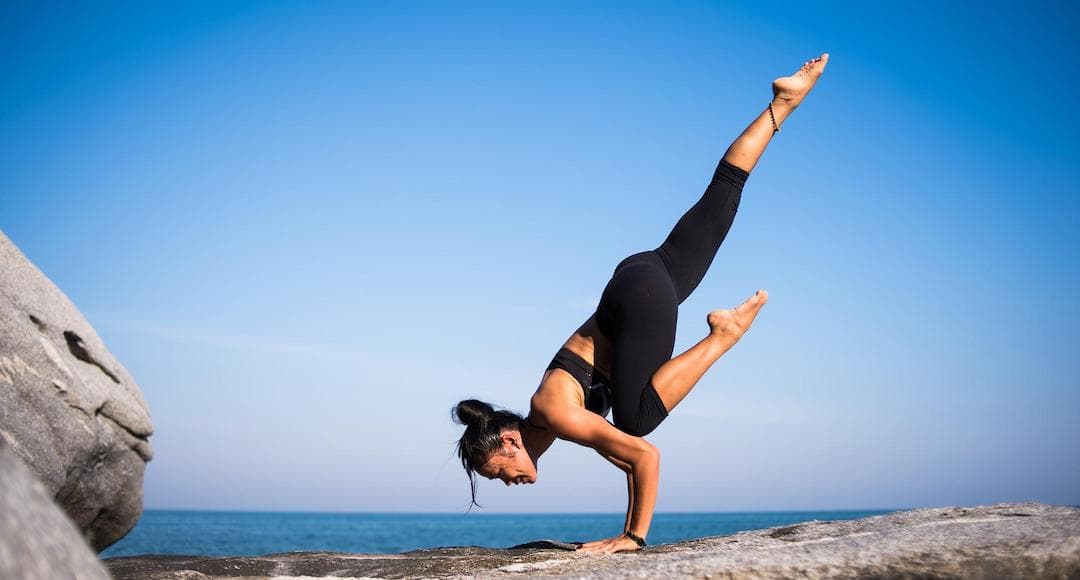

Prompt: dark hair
[{"left": 451, "top": 399, "right": 524, "bottom": 510}]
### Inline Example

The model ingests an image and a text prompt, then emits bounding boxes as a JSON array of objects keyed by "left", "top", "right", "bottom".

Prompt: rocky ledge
[
  {"left": 1, "top": 230, "right": 153, "bottom": 551},
  {"left": 106, "top": 502, "right": 1079, "bottom": 579}
]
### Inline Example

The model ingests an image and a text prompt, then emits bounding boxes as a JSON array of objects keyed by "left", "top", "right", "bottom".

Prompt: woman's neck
[{"left": 520, "top": 417, "right": 556, "bottom": 464}]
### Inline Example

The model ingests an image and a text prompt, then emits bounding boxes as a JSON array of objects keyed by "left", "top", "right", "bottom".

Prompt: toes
[
  {"left": 736, "top": 292, "right": 764, "bottom": 313},
  {"left": 804, "top": 54, "right": 829, "bottom": 69},
  {"left": 740, "top": 290, "right": 768, "bottom": 311}
]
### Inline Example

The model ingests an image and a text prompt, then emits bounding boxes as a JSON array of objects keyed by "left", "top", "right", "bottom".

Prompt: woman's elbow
[{"left": 635, "top": 440, "right": 660, "bottom": 467}]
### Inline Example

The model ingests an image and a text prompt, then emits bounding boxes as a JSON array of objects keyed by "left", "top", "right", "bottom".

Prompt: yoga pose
[{"left": 452, "top": 54, "right": 829, "bottom": 554}]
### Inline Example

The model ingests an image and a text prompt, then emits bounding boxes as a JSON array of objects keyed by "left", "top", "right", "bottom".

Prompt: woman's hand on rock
[{"left": 575, "top": 533, "right": 641, "bottom": 554}]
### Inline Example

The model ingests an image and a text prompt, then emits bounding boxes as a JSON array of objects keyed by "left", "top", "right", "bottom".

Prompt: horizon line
[{"left": 139, "top": 506, "right": 914, "bottom": 516}]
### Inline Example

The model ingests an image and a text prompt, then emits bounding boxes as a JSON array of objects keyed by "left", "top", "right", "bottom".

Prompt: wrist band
[
  {"left": 624, "top": 530, "right": 646, "bottom": 548},
  {"left": 768, "top": 102, "right": 780, "bottom": 134}
]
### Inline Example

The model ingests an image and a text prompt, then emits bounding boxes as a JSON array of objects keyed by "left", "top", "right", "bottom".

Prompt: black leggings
[{"left": 594, "top": 158, "right": 750, "bottom": 437}]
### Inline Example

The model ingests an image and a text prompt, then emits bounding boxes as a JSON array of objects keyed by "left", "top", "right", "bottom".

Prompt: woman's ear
[{"left": 501, "top": 431, "right": 521, "bottom": 449}]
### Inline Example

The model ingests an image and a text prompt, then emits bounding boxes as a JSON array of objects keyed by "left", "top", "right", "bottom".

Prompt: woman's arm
[
  {"left": 596, "top": 449, "right": 634, "bottom": 533},
  {"left": 545, "top": 406, "right": 659, "bottom": 552}
]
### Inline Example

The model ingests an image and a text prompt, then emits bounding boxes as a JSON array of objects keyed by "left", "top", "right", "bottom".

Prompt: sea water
[{"left": 101, "top": 509, "right": 897, "bottom": 557}]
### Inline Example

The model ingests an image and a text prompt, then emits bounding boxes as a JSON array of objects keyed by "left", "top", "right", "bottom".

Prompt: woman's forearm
[
  {"left": 595, "top": 448, "right": 637, "bottom": 533},
  {"left": 627, "top": 444, "right": 660, "bottom": 539}
]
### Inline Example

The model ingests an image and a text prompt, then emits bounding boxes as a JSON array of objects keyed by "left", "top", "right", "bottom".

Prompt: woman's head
[{"left": 452, "top": 399, "right": 536, "bottom": 509}]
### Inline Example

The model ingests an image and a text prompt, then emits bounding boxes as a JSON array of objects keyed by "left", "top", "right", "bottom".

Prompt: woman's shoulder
[{"left": 528, "top": 369, "right": 585, "bottom": 429}]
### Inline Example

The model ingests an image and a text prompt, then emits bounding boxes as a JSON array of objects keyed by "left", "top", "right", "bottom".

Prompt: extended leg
[
  {"left": 650, "top": 54, "right": 829, "bottom": 412},
  {"left": 655, "top": 53, "right": 830, "bottom": 304},
  {"left": 602, "top": 54, "right": 830, "bottom": 429}
]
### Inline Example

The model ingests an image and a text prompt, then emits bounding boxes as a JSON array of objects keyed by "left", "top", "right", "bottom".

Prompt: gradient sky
[{"left": 2, "top": 1, "right": 1077, "bottom": 513}]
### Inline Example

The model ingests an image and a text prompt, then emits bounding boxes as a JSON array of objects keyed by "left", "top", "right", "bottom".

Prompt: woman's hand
[{"left": 575, "top": 533, "right": 642, "bottom": 554}]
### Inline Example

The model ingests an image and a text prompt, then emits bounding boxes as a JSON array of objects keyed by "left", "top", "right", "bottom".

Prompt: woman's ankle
[
  {"left": 767, "top": 98, "right": 797, "bottom": 127},
  {"left": 770, "top": 96, "right": 798, "bottom": 110}
]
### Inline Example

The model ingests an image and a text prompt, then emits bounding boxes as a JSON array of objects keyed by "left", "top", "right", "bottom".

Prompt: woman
[{"left": 452, "top": 54, "right": 829, "bottom": 554}]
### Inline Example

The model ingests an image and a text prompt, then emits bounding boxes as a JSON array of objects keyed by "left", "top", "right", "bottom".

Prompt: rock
[
  {"left": 0, "top": 440, "right": 111, "bottom": 580},
  {"left": 0, "top": 229, "right": 153, "bottom": 551},
  {"left": 104, "top": 502, "right": 1080, "bottom": 579}
]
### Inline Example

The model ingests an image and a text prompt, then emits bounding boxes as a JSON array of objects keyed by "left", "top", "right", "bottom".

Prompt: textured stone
[
  {"left": 0, "top": 441, "right": 111, "bottom": 580},
  {"left": 0, "top": 229, "right": 153, "bottom": 551},
  {"left": 104, "top": 502, "right": 1080, "bottom": 579}
]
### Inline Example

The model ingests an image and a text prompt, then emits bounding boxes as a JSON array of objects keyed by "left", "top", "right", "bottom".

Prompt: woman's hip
[{"left": 594, "top": 251, "right": 678, "bottom": 339}]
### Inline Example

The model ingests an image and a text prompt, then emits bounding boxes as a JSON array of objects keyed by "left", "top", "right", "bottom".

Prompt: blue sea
[{"left": 101, "top": 509, "right": 898, "bottom": 558}]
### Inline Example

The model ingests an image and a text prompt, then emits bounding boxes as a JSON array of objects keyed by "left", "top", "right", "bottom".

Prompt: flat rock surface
[
  {"left": 106, "top": 502, "right": 1080, "bottom": 579},
  {"left": 0, "top": 229, "right": 153, "bottom": 551}
]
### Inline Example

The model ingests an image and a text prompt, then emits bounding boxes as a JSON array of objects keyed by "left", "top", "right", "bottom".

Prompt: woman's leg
[
  {"left": 599, "top": 55, "right": 830, "bottom": 432},
  {"left": 647, "top": 54, "right": 830, "bottom": 413},
  {"left": 655, "top": 53, "right": 830, "bottom": 303},
  {"left": 596, "top": 253, "right": 679, "bottom": 437},
  {"left": 599, "top": 271, "right": 768, "bottom": 436},
  {"left": 598, "top": 261, "right": 767, "bottom": 435}
]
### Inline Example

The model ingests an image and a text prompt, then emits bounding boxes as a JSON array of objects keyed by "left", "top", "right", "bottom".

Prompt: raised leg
[
  {"left": 654, "top": 53, "right": 830, "bottom": 304},
  {"left": 603, "top": 54, "right": 830, "bottom": 430},
  {"left": 650, "top": 53, "right": 829, "bottom": 412}
]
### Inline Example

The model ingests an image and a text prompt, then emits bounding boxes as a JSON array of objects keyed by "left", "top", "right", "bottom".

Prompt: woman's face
[{"left": 478, "top": 431, "right": 536, "bottom": 486}]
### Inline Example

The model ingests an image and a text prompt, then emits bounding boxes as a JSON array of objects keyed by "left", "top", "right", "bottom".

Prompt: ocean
[{"left": 100, "top": 509, "right": 897, "bottom": 558}]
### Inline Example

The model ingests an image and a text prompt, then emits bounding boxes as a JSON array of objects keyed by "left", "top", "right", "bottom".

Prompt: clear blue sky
[{"left": 2, "top": 1, "right": 1077, "bottom": 513}]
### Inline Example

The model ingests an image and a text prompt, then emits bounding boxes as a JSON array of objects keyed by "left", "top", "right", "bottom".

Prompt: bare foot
[
  {"left": 772, "top": 53, "right": 829, "bottom": 108},
  {"left": 707, "top": 289, "right": 768, "bottom": 341}
]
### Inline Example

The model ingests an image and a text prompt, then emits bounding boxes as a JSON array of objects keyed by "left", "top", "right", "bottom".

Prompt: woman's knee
[{"left": 614, "top": 402, "right": 667, "bottom": 437}]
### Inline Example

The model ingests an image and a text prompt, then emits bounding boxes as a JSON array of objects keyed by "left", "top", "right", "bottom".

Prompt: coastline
[{"left": 104, "top": 502, "right": 1080, "bottom": 579}]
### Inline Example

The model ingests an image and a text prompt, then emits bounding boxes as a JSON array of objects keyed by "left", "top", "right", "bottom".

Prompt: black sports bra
[{"left": 546, "top": 347, "right": 612, "bottom": 418}]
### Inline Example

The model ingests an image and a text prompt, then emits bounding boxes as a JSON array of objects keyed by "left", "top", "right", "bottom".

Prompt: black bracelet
[{"left": 624, "top": 530, "right": 646, "bottom": 548}]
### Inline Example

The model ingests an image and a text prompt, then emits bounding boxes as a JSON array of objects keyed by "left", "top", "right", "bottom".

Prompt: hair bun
[{"left": 453, "top": 399, "right": 495, "bottom": 430}]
